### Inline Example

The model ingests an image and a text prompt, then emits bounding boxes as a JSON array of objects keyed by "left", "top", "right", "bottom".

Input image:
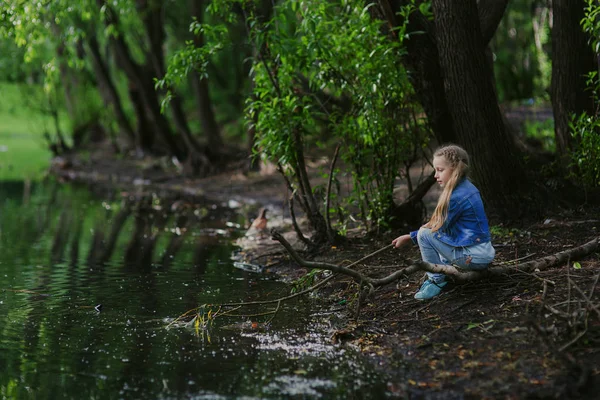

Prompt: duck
[{"left": 245, "top": 207, "right": 268, "bottom": 238}]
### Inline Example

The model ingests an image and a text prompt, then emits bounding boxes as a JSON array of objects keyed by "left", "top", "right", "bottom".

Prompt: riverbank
[{"left": 49, "top": 146, "right": 600, "bottom": 399}]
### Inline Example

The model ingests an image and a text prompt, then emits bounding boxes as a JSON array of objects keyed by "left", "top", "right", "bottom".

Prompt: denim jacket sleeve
[{"left": 410, "top": 230, "right": 419, "bottom": 245}]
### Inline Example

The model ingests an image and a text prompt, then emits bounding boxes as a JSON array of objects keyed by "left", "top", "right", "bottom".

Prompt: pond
[{"left": 0, "top": 180, "right": 393, "bottom": 399}]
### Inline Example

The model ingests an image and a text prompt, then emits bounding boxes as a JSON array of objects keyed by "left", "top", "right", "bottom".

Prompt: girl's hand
[{"left": 392, "top": 234, "right": 411, "bottom": 248}]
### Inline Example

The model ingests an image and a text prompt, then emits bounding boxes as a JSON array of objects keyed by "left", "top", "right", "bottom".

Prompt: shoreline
[{"left": 47, "top": 151, "right": 600, "bottom": 399}]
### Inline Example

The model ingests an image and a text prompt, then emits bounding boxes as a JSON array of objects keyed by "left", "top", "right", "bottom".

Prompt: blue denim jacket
[{"left": 410, "top": 178, "right": 492, "bottom": 247}]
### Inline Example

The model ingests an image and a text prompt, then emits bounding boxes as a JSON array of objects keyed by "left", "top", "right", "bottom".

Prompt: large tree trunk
[
  {"left": 190, "top": 0, "right": 224, "bottom": 151},
  {"left": 431, "top": 0, "right": 532, "bottom": 216},
  {"left": 374, "top": 0, "right": 509, "bottom": 148},
  {"left": 551, "top": 0, "right": 597, "bottom": 159},
  {"left": 375, "top": 0, "right": 520, "bottom": 218}
]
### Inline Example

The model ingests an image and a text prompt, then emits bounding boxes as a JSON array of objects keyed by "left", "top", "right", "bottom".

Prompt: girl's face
[{"left": 433, "top": 156, "right": 454, "bottom": 187}]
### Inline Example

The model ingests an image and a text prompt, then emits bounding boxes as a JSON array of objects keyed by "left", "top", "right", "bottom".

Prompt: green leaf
[{"left": 573, "top": 262, "right": 582, "bottom": 270}]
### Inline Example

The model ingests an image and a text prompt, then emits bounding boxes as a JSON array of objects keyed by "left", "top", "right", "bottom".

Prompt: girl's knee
[{"left": 417, "top": 227, "right": 433, "bottom": 242}]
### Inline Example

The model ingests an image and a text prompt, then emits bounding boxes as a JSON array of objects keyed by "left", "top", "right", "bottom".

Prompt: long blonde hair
[{"left": 424, "top": 144, "right": 470, "bottom": 232}]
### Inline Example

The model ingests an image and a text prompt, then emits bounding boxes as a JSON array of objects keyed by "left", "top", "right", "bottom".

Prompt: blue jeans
[{"left": 417, "top": 227, "right": 495, "bottom": 283}]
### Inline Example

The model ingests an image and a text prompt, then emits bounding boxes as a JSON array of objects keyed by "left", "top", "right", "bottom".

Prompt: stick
[
  {"left": 346, "top": 243, "right": 394, "bottom": 269},
  {"left": 568, "top": 278, "right": 600, "bottom": 320}
]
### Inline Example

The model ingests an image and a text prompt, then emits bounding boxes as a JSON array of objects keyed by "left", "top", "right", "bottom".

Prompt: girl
[{"left": 392, "top": 144, "right": 495, "bottom": 300}]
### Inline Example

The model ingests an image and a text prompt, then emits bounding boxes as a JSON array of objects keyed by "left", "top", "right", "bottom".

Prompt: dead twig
[
  {"left": 568, "top": 278, "right": 600, "bottom": 320},
  {"left": 497, "top": 253, "right": 537, "bottom": 265}
]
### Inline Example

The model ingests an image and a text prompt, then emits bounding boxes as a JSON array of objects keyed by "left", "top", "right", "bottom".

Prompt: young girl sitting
[{"left": 392, "top": 144, "right": 495, "bottom": 300}]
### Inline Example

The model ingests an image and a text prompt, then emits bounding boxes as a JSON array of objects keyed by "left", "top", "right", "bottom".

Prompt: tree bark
[
  {"left": 478, "top": 0, "right": 510, "bottom": 46},
  {"left": 374, "top": 0, "right": 508, "bottom": 147},
  {"left": 431, "top": 0, "right": 532, "bottom": 216},
  {"left": 551, "top": 0, "right": 597, "bottom": 159},
  {"left": 291, "top": 128, "right": 329, "bottom": 244}
]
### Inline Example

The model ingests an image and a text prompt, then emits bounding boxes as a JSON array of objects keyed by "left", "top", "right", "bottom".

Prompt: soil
[{"left": 49, "top": 114, "right": 600, "bottom": 399}]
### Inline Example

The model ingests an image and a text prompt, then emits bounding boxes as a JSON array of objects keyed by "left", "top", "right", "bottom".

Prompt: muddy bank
[{"left": 49, "top": 149, "right": 600, "bottom": 399}]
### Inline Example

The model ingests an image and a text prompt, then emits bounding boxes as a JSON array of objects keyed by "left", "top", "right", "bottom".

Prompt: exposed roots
[{"left": 271, "top": 230, "right": 600, "bottom": 288}]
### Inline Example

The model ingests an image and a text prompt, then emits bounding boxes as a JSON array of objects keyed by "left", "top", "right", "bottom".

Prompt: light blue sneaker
[{"left": 414, "top": 279, "right": 447, "bottom": 300}]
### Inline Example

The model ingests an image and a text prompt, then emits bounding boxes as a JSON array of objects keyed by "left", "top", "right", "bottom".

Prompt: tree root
[{"left": 271, "top": 230, "right": 600, "bottom": 288}]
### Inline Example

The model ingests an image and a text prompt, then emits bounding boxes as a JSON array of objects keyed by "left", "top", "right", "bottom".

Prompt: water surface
[{"left": 0, "top": 180, "right": 391, "bottom": 399}]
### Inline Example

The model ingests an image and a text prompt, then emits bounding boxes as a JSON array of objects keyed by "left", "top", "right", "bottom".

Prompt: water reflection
[{"left": 0, "top": 180, "right": 391, "bottom": 399}]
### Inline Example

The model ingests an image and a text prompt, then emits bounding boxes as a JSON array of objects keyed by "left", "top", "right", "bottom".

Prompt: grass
[{"left": 0, "top": 81, "right": 69, "bottom": 181}]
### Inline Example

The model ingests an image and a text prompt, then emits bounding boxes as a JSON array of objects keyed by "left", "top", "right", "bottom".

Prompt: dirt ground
[
  {"left": 296, "top": 219, "right": 600, "bottom": 399},
  {"left": 49, "top": 119, "right": 600, "bottom": 399}
]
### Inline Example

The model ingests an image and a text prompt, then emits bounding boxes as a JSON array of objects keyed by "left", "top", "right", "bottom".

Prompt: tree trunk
[
  {"left": 431, "top": 0, "right": 532, "bottom": 216},
  {"left": 374, "top": 0, "right": 508, "bottom": 147},
  {"left": 291, "top": 128, "right": 329, "bottom": 244},
  {"left": 190, "top": 0, "right": 224, "bottom": 150},
  {"left": 48, "top": 20, "right": 79, "bottom": 124},
  {"left": 86, "top": 36, "right": 138, "bottom": 148},
  {"left": 97, "top": 0, "right": 184, "bottom": 159},
  {"left": 55, "top": 43, "right": 78, "bottom": 122},
  {"left": 138, "top": 0, "right": 215, "bottom": 174},
  {"left": 551, "top": 0, "right": 597, "bottom": 159},
  {"left": 375, "top": 0, "right": 518, "bottom": 218},
  {"left": 127, "top": 82, "right": 156, "bottom": 152}
]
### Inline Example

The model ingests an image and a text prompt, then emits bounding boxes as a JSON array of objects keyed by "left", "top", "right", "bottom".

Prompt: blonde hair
[{"left": 424, "top": 144, "right": 470, "bottom": 232}]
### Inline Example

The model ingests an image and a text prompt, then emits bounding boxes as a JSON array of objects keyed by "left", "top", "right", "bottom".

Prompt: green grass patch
[{"left": 0, "top": 81, "right": 68, "bottom": 181}]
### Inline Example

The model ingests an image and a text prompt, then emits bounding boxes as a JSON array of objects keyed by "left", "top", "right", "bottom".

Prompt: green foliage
[
  {"left": 0, "top": 82, "right": 70, "bottom": 180},
  {"left": 156, "top": 21, "right": 229, "bottom": 112},
  {"left": 491, "top": 2, "right": 551, "bottom": 103},
  {"left": 569, "top": 111, "right": 600, "bottom": 188},
  {"left": 582, "top": 0, "right": 600, "bottom": 53},
  {"left": 489, "top": 225, "right": 529, "bottom": 242},
  {"left": 290, "top": 269, "right": 324, "bottom": 293},
  {"left": 0, "top": 38, "right": 30, "bottom": 81},
  {"left": 569, "top": 2, "right": 600, "bottom": 188},
  {"left": 523, "top": 118, "right": 555, "bottom": 152},
  {"left": 249, "top": 0, "right": 429, "bottom": 230}
]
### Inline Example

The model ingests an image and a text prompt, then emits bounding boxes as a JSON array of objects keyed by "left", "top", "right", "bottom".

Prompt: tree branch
[
  {"left": 325, "top": 143, "right": 341, "bottom": 243},
  {"left": 272, "top": 230, "right": 600, "bottom": 290}
]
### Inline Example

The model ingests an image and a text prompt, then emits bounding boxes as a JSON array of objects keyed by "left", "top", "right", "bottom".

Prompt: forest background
[{"left": 1, "top": 0, "right": 599, "bottom": 245}]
